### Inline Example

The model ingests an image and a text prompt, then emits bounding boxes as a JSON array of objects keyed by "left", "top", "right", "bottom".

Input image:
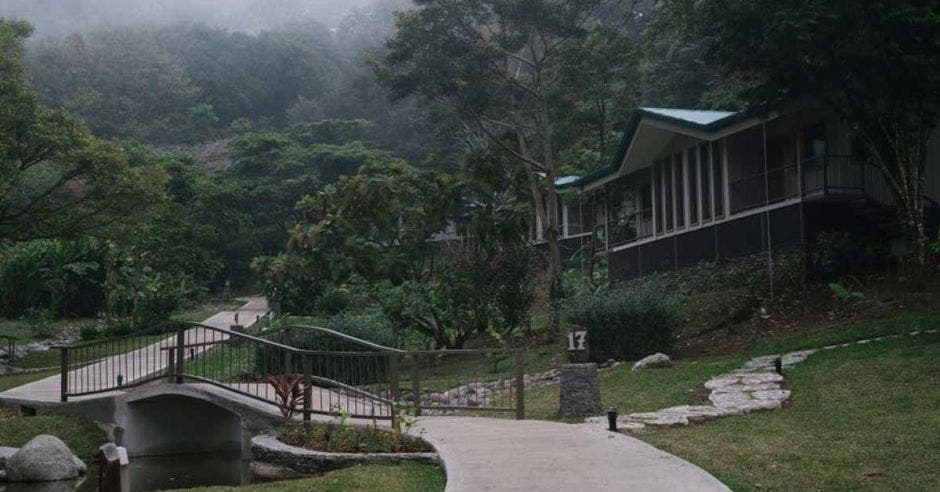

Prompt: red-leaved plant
[{"left": 267, "top": 375, "right": 304, "bottom": 422}]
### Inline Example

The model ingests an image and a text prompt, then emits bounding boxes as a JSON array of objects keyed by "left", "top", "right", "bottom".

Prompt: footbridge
[{"left": 0, "top": 299, "right": 730, "bottom": 491}]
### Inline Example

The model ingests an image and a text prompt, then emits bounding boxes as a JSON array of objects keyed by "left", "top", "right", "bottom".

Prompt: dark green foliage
[
  {"left": 0, "top": 238, "right": 111, "bottom": 317},
  {"left": 317, "top": 287, "right": 351, "bottom": 316},
  {"left": 327, "top": 307, "right": 397, "bottom": 348},
  {"left": 568, "top": 284, "right": 682, "bottom": 362},
  {"left": 809, "top": 231, "right": 889, "bottom": 280},
  {"left": 253, "top": 254, "right": 326, "bottom": 315},
  {"left": 0, "top": 19, "right": 162, "bottom": 241}
]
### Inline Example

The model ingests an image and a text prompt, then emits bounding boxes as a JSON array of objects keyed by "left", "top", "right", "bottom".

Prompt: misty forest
[
  {"left": 2, "top": 1, "right": 940, "bottom": 491},
  {"left": 1, "top": 0, "right": 938, "bottom": 349}
]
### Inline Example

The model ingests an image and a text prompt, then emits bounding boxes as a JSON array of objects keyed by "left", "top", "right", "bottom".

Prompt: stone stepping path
[{"left": 589, "top": 329, "right": 938, "bottom": 432}]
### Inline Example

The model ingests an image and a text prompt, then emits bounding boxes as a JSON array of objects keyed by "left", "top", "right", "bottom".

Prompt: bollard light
[
  {"left": 607, "top": 407, "right": 618, "bottom": 432},
  {"left": 774, "top": 357, "right": 783, "bottom": 375},
  {"left": 117, "top": 374, "right": 124, "bottom": 388}
]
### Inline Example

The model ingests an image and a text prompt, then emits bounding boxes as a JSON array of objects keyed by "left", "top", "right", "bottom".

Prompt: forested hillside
[{"left": 0, "top": 0, "right": 739, "bottom": 339}]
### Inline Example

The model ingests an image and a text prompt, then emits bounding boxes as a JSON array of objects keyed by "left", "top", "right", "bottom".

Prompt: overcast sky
[{"left": 0, "top": 0, "right": 377, "bottom": 37}]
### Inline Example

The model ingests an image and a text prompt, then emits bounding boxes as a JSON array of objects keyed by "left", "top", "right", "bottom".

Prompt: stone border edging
[
  {"left": 250, "top": 434, "right": 440, "bottom": 478},
  {"left": 589, "top": 329, "right": 938, "bottom": 431}
]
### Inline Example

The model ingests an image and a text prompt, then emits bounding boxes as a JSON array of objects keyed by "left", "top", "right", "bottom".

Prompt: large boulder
[
  {"left": 5, "top": 435, "right": 86, "bottom": 482},
  {"left": 0, "top": 446, "right": 18, "bottom": 469},
  {"left": 632, "top": 353, "right": 673, "bottom": 371}
]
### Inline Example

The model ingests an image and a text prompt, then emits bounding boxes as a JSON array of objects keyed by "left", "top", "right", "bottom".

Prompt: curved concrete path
[{"left": 419, "top": 417, "right": 729, "bottom": 492}]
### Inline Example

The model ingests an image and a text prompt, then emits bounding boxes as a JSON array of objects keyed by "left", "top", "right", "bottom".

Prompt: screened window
[
  {"left": 674, "top": 153, "right": 684, "bottom": 228},
  {"left": 663, "top": 160, "right": 673, "bottom": 231},
  {"left": 713, "top": 140, "right": 725, "bottom": 218},
  {"left": 688, "top": 147, "right": 698, "bottom": 225},
  {"left": 700, "top": 143, "right": 711, "bottom": 221}
]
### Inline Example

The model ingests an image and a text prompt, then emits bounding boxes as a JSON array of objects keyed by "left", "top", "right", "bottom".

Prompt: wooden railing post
[
  {"left": 514, "top": 349, "right": 525, "bottom": 420},
  {"left": 175, "top": 328, "right": 185, "bottom": 384},
  {"left": 59, "top": 346, "right": 69, "bottom": 403},
  {"left": 389, "top": 353, "right": 400, "bottom": 432}
]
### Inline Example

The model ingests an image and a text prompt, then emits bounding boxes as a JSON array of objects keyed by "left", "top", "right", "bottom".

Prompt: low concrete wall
[{"left": 251, "top": 435, "right": 439, "bottom": 477}]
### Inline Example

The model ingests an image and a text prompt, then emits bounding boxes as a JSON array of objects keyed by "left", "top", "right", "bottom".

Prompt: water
[{"left": 2, "top": 452, "right": 252, "bottom": 492}]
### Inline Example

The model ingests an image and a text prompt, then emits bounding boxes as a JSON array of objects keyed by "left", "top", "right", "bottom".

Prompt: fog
[{"left": 0, "top": 0, "right": 378, "bottom": 37}]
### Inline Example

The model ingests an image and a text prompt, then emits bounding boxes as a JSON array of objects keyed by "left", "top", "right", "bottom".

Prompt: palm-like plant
[{"left": 267, "top": 374, "right": 304, "bottom": 422}]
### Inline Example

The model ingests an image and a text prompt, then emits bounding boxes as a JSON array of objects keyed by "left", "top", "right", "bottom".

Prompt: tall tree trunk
[{"left": 537, "top": 100, "right": 565, "bottom": 341}]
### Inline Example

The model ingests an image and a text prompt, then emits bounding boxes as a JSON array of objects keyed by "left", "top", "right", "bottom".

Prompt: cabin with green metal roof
[{"left": 545, "top": 105, "right": 940, "bottom": 281}]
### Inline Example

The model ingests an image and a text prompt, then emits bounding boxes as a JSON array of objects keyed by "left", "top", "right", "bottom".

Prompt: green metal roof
[{"left": 557, "top": 107, "right": 745, "bottom": 190}]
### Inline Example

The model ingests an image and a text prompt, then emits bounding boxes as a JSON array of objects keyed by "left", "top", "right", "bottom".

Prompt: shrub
[
  {"left": 79, "top": 325, "right": 100, "bottom": 341},
  {"left": 809, "top": 230, "right": 889, "bottom": 279},
  {"left": 567, "top": 283, "right": 682, "bottom": 362},
  {"left": 278, "top": 422, "right": 431, "bottom": 454},
  {"left": 327, "top": 307, "right": 397, "bottom": 348},
  {"left": 317, "top": 287, "right": 350, "bottom": 316},
  {"left": 252, "top": 254, "right": 325, "bottom": 315},
  {"left": 0, "top": 239, "right": 111, "bottom": 317}
]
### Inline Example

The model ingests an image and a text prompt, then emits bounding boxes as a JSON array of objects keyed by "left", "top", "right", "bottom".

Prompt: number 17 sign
[{"left": 566, "top": 327, "right": 589, "bottom": 362}]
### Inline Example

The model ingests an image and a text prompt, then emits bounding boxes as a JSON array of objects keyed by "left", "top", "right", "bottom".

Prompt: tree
[
  {"left": 659, "top": 0, "right": 940, "bottom": 281},
  {"left": 0, "top": 19, "right": 162, "bottom": 241},
  {"left": 380, "top": 0, "right": 607, "bottom": 338}
]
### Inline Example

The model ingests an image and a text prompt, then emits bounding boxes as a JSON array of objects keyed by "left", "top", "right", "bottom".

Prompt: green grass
[
  {"left": 0, "top": 369, "right": 57, "bottom": 392},
  {"left": 0, "top": 317, "right": 95, "bottom": 343},
  {"left": 184, "top": 463, "right": 445, "bottom": 492},
  {"left": 754, "top": 312, "right": 940, "bottom": 355},
  {"left": 523, "top": 354, "right": 741, "bottom": 420},
  {"left": 11, "top": 334, "right": 168, "bottom": 369},
  {"left": 0, "top": 407, "right": 106, "bottom": 459},
  {"left": 401, "top": 344, "right": 566, "bottom": 393},
  {"left": 639, "top": 331, "right": 940, "bottom": 491}
]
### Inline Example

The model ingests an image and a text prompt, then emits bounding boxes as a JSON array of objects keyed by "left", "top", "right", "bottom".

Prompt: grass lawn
[
  {"left": 0, "top": 407, "right": 106, "bottom": 459},
  {"left": 639, "top": 330, "right": 940, "bottom": 491},
  {"left": 10, "top": 334, "right": 169, "bottom": 369},
  {"left": 185, "top": 463, "right": 445, "bottom": 492},
  {"left": 523, "top": 354, "right": 741, "bottom": 420},
  {"left": 0, "top": 317, "right": 95, "bottom": 343},
  {"left": 0, "top": 369, "right": 57, "bottom": 392},
  {"left": 752, "top": 312, "right": 940, "bottom": 355}
]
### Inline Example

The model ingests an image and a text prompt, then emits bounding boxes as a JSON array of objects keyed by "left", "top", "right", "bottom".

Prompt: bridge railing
[
  {"left": 2, "top": 335, "right": 17, "bottom": 364},
  {"left": 58, "top": 322, "right": 527, "bottom": 422},
  {"left": 56, "top": 330, "right": 179, "bottom": 401}
]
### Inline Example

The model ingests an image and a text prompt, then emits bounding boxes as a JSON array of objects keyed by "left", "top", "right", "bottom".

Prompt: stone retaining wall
[{"left": 250, "top": 434, "right": 439, "bottom": 478}]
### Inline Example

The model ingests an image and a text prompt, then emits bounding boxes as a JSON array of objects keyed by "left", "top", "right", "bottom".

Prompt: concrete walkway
[
  {"left": 420, "top": 417, "right": 729, "bottom": 492},
  {"left": 0, "top": 298, "right": 269, "bottom": 404}
]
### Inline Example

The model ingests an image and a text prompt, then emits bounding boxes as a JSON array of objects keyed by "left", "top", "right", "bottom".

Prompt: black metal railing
[
  {"left": 58, "top": 323, "right": 528, "bottom": 423},
  {"left": 2, "top": 335, "right": 17, "bottom": 364}
]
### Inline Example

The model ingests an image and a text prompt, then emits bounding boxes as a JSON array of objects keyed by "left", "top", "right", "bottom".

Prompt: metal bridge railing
[
  {"left": 57, "top": 322, "right": 528, "bottom": 424},
  {"left": 2, "top": 335, "right": 17, "bottom": 364}
]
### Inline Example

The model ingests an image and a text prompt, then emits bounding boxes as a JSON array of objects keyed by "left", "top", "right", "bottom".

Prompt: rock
[
  {"left": 0, "top": 446, "right": 18, "bottom": 470},
  {"left": 6, "top": 435, "right": 86, "bottom": 482},
  {"left": 250, "top": 461, "right": 302, "bottom": 480},
  {"left": 632, "top": 353, "right": 673, "bottom": 371}
]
